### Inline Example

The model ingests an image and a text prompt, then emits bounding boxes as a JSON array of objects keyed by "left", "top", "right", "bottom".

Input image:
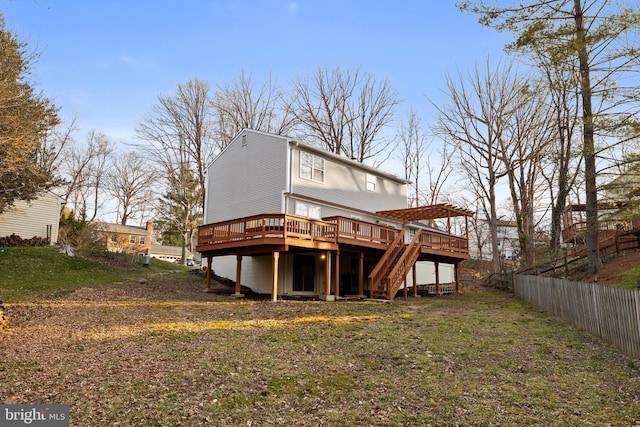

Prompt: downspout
[{"left": 284, "top": 140, "right": 298, "bottom": 214}]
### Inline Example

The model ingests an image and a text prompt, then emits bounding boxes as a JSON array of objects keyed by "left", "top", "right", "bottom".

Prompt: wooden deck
[{"left": 197, "top": 214, "right": 469, "bottom": 259}]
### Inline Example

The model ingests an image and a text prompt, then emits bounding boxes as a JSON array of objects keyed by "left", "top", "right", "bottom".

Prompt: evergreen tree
[{"left": 0, "top": 16, "right": 59, "bottom": 213}]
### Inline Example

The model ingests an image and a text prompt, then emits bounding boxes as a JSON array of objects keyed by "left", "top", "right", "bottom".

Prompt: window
[
  {"left": 139, "top": 236, "right": 146, "bottom": 245},
  {"left": 366, "top": 173, "right": 377, "bottom": 191},
  {"left": 295, "top": 201, "right": 321, "bottom": 219},
  {"left": 111, "top": 233, "right": 118, "bottom": 243},
  {"left": 300, "top": 151, "right": 325, "bottom": 183},
  {"left": 241, "top": 134, "right": 248, "bottom": 147},
  {"left": 129, "top": 235, "right": 137, "bottom": 244}
]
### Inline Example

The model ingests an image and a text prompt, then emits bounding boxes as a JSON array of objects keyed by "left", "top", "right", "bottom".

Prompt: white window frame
[
  {"left": 129, "top": 235, "right": 137, "bottom": 244},
  {"left": 366, "top": 173, "right": 377, "bottom": 192},
  {"left": 139, "top": 236, "right": 147, "bottom": 245},
  {"left": 300, "top": 151, "right": 325, "bottom": 183},
  {"left": 295, "top": 201, "right": 321, "bottom": 220}
]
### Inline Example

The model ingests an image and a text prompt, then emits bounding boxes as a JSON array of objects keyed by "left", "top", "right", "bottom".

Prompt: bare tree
[
  {"left": 59, "top": 129, "right": 113, "bottom": 221},
  {"left": 537, "top": 56, "right": 583, "bottom": 252},
  {"left": 459, "top": 0, "right": 640, "bottom": 273},
  {"left": 499, "top": 84, "right": 556, "bottom": 266},
  {"left": 137, "top": 78, "right": 216, "bottom": 213},
  {"left": 37, "top": 115, "right": 79, "bottom": 179},
  {"left": 433, "top": 57, "right": 521, "bottom": 273},
  {"left": 106, "top": 151, "right": 157, "bottom": 225},
  {"left": 212, "top": 71, "right": 297, "bottom": 148},
  {"left": 136, "top": 79, "right": 212, "bottom": 264},
  {"left": 397, "top": 108, "right": 428, "bottom": 207},
  {"left": 290, "top": 66, "right": 399, "bottom": 164}
]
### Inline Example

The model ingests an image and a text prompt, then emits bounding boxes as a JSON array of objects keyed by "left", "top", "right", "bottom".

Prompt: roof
[
  {"left": 93, "top": 222, "right": 151, "bottom": 236},
  {"left": 376, "top": 203, "right": 474, "bottom": 222},
  {"left": 211, "top": 129, "right": 410, "bottom": 185},
  {"left": 150, "top": 244, "right": 192, "bottom": 257}
]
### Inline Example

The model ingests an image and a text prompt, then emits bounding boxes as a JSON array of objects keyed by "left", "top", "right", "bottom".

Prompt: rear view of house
[{"left": 197, "top": 129, "right": 471, "bottom": 300}]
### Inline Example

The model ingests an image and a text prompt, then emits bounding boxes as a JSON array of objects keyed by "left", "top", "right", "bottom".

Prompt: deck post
[
  {"left": 271, "top": 251, "right": 280, "bottom": 301},
  {"left": 234, "top": 254, "right": 244, "bottom": 297},
  {"left": 403, "top": 277, "right": 407, "bottom": 300},
  {"left": 319, "top": 251, "right": 334, "bottom": 301},
  {"left": 206, "top": 256, "right": 212, "bottom": 290},
  {"left": 435, "top": 261, "right": 440, "bottom": 294},
  {"left": 334, "top": 250, "right": 340, "bottom": 298},
  {"left": 412, "top": 264, "right": 418, "bottom": 297},
  {"left": 358, "top": 252, "right": 364, "bottom": 297}
]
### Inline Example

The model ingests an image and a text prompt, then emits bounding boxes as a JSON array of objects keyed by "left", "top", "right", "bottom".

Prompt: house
[
  {"left": 196, "top": 129, "right": 472, "bottom": 300},
  {"left": 149, "top": 243, "right": 193, "bottom": 263},
  {"left": 94, "top": 221, "right": 153, "bottom": 255},
  {"left": 0, "top": 190, "right": 65, "bottom": 245}
]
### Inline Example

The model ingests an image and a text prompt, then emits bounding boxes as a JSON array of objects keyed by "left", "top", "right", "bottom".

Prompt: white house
[
  {"left": 0, "top": 190, "right": 64, "bottom": 245},
  {"left": 197, "top": 129, "right": 471, "bottom": 300}
]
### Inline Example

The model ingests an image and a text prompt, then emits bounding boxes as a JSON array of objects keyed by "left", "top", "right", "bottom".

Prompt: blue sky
[{"left": 2, "top": 0, "right": 511, "bottom": 148}]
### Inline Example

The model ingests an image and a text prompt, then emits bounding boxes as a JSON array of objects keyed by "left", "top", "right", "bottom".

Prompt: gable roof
[
  {"left": 94, "top": 222, "right": 151, "bottom": 236},
  {"left": 211, "top": 129, "right": 410, "bottom": 185}
]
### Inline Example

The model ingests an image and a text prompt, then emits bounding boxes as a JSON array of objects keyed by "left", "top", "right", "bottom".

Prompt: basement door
[{"left": 292, "top": 253, "right": 316, "bottom": 293}]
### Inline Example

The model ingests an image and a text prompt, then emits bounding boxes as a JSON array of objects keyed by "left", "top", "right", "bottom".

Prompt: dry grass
[{"left": 2, "top": 275, "right": 640, "bottom": 426}]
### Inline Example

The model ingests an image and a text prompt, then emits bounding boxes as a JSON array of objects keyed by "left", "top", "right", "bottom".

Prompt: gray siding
[
  {"left": 290, "top": 147, "right": 407, "bottom": 214},
  {"left": 206, "top": 130, "right": 288, "bottom": 223},
  {"left": 0, "top": 191, "right": 62, "bottom": 244}
]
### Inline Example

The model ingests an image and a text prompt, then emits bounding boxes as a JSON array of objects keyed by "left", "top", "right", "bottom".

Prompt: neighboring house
[
  {"left": 469, "top": 219, "right": 520, "bottom": 261},
  {"left": 0, "top": 190, "right": 65, "bottom": 245},
  {"left": 150, "top": 244, "right": 193, "bottom": 263},
  {"left": 94, "top": 221, "right": 153, "bottom": 255},
  {"left": 197, "top": 129, "right": 472, "bottom": 300}
]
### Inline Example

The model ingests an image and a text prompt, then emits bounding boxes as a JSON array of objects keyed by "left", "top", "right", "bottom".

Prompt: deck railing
[
  {"left": 197, "top": 214, "right": 337, "bottom": 248},
  {"left": 198, "top": 214, "right": 469, "bottom": 258},
  {"left": 323, "top": 216, "right": 400, "bottom": 246}
]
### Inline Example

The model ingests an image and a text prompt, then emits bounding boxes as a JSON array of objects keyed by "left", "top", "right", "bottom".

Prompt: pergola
[{"left": 377, "top": 203, "right": 474, "bottom": 236}]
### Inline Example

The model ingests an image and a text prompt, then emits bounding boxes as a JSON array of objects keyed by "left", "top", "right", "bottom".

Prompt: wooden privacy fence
[{"left": 513, "top": 274, "right": 640, "bottom": 359}]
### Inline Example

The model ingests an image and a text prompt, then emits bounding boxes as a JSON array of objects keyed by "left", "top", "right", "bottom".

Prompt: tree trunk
[{"left": 574, "top": 0, "right": 601, "bottom": 273}]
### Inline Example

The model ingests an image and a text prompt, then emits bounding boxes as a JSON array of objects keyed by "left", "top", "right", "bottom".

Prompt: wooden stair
[{"left": 369, "top": 230, "right": 424, "bottom": 300}]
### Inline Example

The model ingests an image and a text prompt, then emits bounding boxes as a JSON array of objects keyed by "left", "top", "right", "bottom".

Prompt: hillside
[{"left": 0, "top": 246, "right": 196, "bottom": 303}]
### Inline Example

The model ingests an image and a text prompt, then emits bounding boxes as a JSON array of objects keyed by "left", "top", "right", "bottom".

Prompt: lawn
[
  {"left": 0, "top": 246, "right": 189, "bottom": 302},
  {"left": 2, "top": 272, "right": 639, "bottom": 426}
]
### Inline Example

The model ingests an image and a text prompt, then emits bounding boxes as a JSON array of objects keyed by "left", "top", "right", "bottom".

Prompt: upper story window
[
  {"left": 129, "top": 235, "right": 137, "bottom": 244},
  {"left": 300, "top": 151, "right": 325, "bottom": 183},
  {"left": 366, "top": 173, "right": 377, "bottom": 192},
  {"left": 111, "top": 233, "right": 118, "bottom": 243},
  {"left": 139, "top": 236, "right": 147, "bottom": 245}
]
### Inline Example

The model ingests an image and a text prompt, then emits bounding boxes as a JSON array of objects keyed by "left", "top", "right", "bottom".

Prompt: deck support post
[
  {"left": 358, "top": 252, "right": 364, "bottom": 297},
  {"left": 334, "top": 250, "right": 340, "bottom": 298},
  {"left": 234, "top": 254, "right": 244, "bottom": 297},
  {"left": 412, "top": 264, "right": 418, "bottom": 297},
  {"left": 271, "top": 251, "right": 280, "bottom": 302},
  {"left": 435, "top": 261, "right": 440, "bottom": 294},
  {"left": 319, "top": 251, "right": 334, "bottom": 301},
  {"left": 206, "top": 256, "right": 212, "bottom": 290},
  {"left": 403, "top": 276, "right": 407, "bottom": 300}
]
